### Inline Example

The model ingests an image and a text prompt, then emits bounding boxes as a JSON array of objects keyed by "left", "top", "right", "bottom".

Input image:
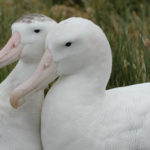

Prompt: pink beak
[
  {"left": 0, "top": 31, "right": 24, "bottom": 68},
  {"left": 10, "top": 49, "right": 58, "bottom": 109}
]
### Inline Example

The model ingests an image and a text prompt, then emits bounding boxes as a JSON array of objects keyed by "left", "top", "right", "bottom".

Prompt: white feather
[
  {"left": 0, "top": 15, "right": 56, "bottom": 150},
  {"left": 42, "top": 17, "right": 150, "bottom": 150}
]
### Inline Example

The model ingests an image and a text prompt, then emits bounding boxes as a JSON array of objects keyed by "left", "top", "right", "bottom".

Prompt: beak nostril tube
[
  {"left": 44, "top": 63, "right": 50, "bottom": 69},
  {"left": 12, "top": 44, "right": 15, "bottom": 48},
  {"left": 0, "top": 31, "right": 23, "bottom": 68},
  {"left": 10, "top": 49, "right": 58, "bottom": 108}
]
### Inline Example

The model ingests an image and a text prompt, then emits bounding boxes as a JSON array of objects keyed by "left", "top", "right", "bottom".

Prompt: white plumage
[
  {"left": 10, "top": 17, "right": 150, "bottom": 150},
  {"left": 0, "top": 14, "right": 56, "bottom": 150}
]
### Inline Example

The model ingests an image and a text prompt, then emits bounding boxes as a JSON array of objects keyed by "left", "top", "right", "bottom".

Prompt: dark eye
[
  {"left": 34, "top": 29, "right": 41, "bottom": 33},
  {"left": 65, "top": 42, "right": 72, "bottom": 47}
]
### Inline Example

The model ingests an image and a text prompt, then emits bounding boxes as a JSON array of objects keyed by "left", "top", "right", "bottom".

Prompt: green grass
[{"left": 0, "top": 0, "right": 150, "bottom": 89}]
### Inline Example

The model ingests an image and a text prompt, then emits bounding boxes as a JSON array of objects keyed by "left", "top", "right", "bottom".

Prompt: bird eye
[
  {"left": 34, "top": 29, "right": 41, "bottom": 33},
  {"left": 65, "top": 42, "right": 72, "bottom": 47}
]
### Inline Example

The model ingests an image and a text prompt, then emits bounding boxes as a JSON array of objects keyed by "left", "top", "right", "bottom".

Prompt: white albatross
[
  {"left": 10, "top": 17, "right": 150, "bottom": 150},
  {"left": 0, "top": 14, "right": 56, "bottom": 150}
]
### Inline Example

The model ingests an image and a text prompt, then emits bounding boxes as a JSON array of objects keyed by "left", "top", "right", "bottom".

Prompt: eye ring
[
  {"left": 65, "top": 42, "right": 72, "bottom": 47},
  {"left": 34, "top": 29, "right": 41, "bottom": 33}
]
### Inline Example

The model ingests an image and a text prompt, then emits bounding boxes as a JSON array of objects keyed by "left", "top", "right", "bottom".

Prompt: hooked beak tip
[
  {"left": 10, "top": 95, "right": 19, "bottom": 109},
  {"left": 11, "top": 103, "right": 19, "bottom": 109}
]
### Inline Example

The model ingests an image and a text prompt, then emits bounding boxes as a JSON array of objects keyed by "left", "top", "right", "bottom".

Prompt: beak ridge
[
  {"left": 10, "top": 49, "right": 58, "bottom": 109},
  {"left": 0, "top": 31, "right": 23, "bottom": 68}
]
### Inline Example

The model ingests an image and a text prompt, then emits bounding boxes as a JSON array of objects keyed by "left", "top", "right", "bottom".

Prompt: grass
[{"left": 0, "top": 0, "right": 150, "bottom": 89}]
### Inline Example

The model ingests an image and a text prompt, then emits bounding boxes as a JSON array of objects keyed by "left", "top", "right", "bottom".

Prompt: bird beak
[
  {"left": 0, "top": 31, "right": 24, "bottom": 68},
  {"left": 10, "top": 49, "right": 58, "bottom": 109}
]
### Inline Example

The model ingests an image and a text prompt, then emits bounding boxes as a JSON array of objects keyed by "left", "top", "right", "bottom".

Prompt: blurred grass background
[{"left": 0, "top": 0, "right": 150, "bottom": 89}]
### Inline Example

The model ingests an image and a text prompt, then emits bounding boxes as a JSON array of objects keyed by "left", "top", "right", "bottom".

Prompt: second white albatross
[
  {"left": 10, "top": 17, "right": 150, "bottom": 150},
  {"left": 0, "top": 14, "right": 56, "bottom": 150}
]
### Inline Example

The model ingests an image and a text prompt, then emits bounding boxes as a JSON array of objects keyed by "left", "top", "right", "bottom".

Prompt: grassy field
[{"left": 0, "top": 0, "right": 150, "bottom": 89}]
